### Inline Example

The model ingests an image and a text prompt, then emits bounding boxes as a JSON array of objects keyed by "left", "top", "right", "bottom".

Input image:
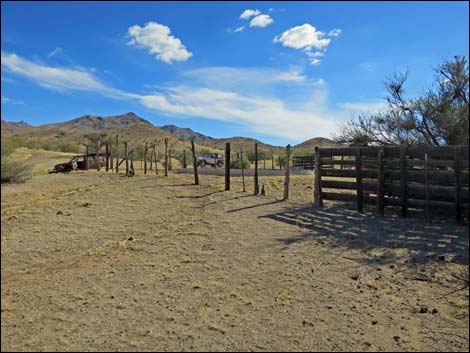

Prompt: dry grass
[{"left": 1, "top": 149, "right": 469, "bottom": 351}]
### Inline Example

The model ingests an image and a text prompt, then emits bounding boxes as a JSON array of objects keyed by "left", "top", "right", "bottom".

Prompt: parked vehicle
[{"left": 196, "top": 153, "right": 224, "bottom": 168}]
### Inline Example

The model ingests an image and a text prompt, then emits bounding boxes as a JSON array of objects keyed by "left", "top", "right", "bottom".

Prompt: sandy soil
[{"left": 1, "top": 150, "right": 469, "bottom": 351}]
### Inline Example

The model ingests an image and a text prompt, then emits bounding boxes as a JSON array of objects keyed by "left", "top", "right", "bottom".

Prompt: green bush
[
  {"left": 1, "top": 143, "right": 31, "bottom": 183},
  {"left": 230, "top": 157, "right": 251, "bottom": 169}
]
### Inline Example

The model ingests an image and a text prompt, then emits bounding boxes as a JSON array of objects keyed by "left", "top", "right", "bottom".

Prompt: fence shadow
[{"left": 261, "top": 205, "right": 469, "bottom": 266}]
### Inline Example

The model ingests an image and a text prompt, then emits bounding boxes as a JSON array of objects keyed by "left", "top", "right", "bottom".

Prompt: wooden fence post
[
  {"left": 377, "top": 147, "right": 385, "bottom": 217},
  {"left": 424, "top": 152, "right": 430, "bottom": 222},
  {"left": 240, "top": 147, "right": 246, "bottom": 192},
  {"left": 154, "top": 146, "right": 158, "bottom": 175},
  {"left": 96, "top": 139, "right": 101, "bottom": 171},
  {"left": 314, "top": 147, "right": 323, "bottom": 207},
  {"left": 125, "top": 142, "right": 129, "bottom": 176},
  {"left": 191, "top": 139, "right": 199, "bottom": 185},
  {"left": 168, "top": 149, "right": 172, "bottom": 171},
  {"left": 115, "top": 134, "right": 119, "bottom": 173},
  {"left": 105, "top": 142, "right": 109, "bottom": 172},
  {"left": 254, "top": 143, "right": 259, "bottom": 195},
  {"left": 272, "top": 156, "right": 274, "bottom": 170},
  {"left": 183, "top": 150, "right": 187, "bottom": 168},
  {"left": 144, "top": 142, "right": 148, "bottom": 175},
  {"left": 149, "top": 148, "right": 153, "bottom": 170},
  {"left": 110, "top": 155, "right": 113, "bottom": 171},
  {"left": 399, "top": 143, "right": 408, "bottom": 217},
  {"left": 85, "top": 144, "right": 89, "bottom": 170},
  {"left": 130, "top": 151, "right": 135, "bottom": 176},
  {"left": 283, "top": 145, "right": 291, "bottom": 200},
  {"left": 164, "top": 138, "right": 169, "bottom": 177},
  {"left": 455, "top": 146, "right": 462, "bottom": 223},
  {"left": 279, "top": 156, "right": 282, "bottom": 170},
  {"left": 355, "top": 148, "right": 363, "bottom": 213},
  {"left": 263, "top": 159, "right": 266, "bottom": 170},
  {"left": 225, "top": 143, "right": 231, "bottom": 191}
]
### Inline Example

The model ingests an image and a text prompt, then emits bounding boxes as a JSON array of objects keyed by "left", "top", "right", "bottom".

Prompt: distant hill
[
  {"left": 293, "top": 137, "right": 341, "bottom": 150},
  {"left": 1, "top": 120, "right": 34, "bottom": 135},
  {"left": 39, "top": 112, "right": 152, "bottom": 133},
  {"left": 160, "top": 125, "right": 213, "bottom": 142}
]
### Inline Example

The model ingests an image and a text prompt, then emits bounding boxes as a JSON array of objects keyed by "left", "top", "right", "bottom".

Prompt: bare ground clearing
[{"left": 1, "top": 150, "right": 469, "bottom": 351}]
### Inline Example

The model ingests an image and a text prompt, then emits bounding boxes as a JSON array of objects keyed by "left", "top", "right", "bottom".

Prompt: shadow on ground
[{"left": 261, "top": 205, "right": 469, "bottom": 266}]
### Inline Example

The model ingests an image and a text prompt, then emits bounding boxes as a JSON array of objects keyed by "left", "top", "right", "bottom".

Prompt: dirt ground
[{"left": 1, "top": 150, "right": 469, "bottom": 351}]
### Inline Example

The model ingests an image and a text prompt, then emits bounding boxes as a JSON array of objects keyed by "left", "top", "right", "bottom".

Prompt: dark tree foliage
[{"left": 335, "top": 56, "right": 469, "bottom": 146}]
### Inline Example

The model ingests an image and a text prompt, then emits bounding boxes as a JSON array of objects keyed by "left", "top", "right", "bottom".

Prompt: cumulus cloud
[
  {"left": 249, "top": 14, "right": 274, "bottom": 28},
  {"left": 239, "top": 9, "right": 261, "bottom": 19},
  {"left": 274, "top": 24, "right": 341, "bottom": 65},
  {"left": 126, "top": 21, "right": 192, "bottom": 64}
]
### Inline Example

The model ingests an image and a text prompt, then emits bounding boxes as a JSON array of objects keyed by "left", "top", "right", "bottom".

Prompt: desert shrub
[
  {"left": 246, "top": 149, "right": 272, "bottom": 162},
  {"left": 1, "top": 142, "right": 31, "bottom": 183},
  {"left": 230, "top": 157, "right": 251, "bottom": 169}
]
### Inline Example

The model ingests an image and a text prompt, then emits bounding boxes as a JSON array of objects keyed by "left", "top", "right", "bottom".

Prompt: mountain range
[{"left": 1, "top": 112, "right": 340, "bottom": 153}]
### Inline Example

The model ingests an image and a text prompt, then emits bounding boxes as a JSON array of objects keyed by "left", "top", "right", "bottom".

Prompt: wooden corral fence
[
  {"left": 292, "top": 156, "right": 315, "bottom": 170},
  {"left": 314, "top": 144, "right": 469, "bottom": 222}
]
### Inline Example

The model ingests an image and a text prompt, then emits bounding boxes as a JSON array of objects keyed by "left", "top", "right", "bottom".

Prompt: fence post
[
  {"left": 110, "top": 154, "right": 114, "bottom": 171},
  {"left": 96, "top": 139, "right": 101, "bottom": 171},
  {"left": 377, "top": 147, "right": 385, "bottom": 217},
  {"left": 85, "top": 144, "right": 89, "bottom": 170},
  {"left": 115, "top": 134, "right": 119, "bottom": 173},
  {"left": 164, "top": 138, "right": 169, "bottom": 177},
  {"left": 144, "top": 142, "right": 148, "bottom": 174},
  {"left": 125, "top": 142, "right": 129, "bottom": 176},
  {"left": 168, "top": 149, "right": 172, "bottom": 171},
  {"left": 154, "top": 146, "right": 158, "bottom": 175},
  {"left": 355, "top": 148, "right": 363, "bottom": 213},
  {"left": 183, "top": 150, "right": 187, "bottom": 168},
  {"left": 254, "top": 143, "right": 259, "bottom": 195},
  {"left": 455, "top": 146, "right": 462, "bottom": 223},
  {"left": 130, "top": 151, "right": 135, "bottom": 176},
  {"left": 105, "top": 142, "right": 109, "bottom": 172},
  {"left": 314, "top": 147, "right": 323, "bottom": 207},
  {"left": 272, "top": 156, "right": 274, "bottom": 170},
  {"left": 283, "top": 145, "right": 291, "bottom": 200},
  {"left": 225, "top": 143, "right": 231, "bottom": 191},
  {"left": 191, "top": 139, "right": 199, "bottom": 185},
  {"left": 424, "top": 152, "right": 430, "bottom": 222},
  {"left": 240, "top": 147, "right": 246, "bottom": 192},
  {"left": 399, "top": 143, "right": 408, "bottom": 217},
  {"left": 149, "top": 148, "right": 153, "bottom": 170}
]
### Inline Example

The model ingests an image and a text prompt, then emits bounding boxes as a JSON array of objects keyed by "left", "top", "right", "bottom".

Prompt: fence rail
[{"left": 314, "top": 144, "right": 470, "bottom": 222}]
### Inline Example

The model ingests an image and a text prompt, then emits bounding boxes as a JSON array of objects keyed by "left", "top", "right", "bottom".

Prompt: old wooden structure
[{"left": 313, "top": 144, "right": 470, "bottom": 222}]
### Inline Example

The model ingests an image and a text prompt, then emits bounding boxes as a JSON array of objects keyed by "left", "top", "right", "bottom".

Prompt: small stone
[
  {"left": 127, "top": 236, "right": 134, "bottom": 241},
  {"left": 371, "top": 320, "right": 378, "bottom": 325},
  {"left": 419, "top": 307, "right": 428, "bottom": 314},
  {"left": 432, "top": 308, "right": 439, "bottom": 314},
  {"left": 351, "top": 274, "right": 360, "bottom": 281},
  {"left": 56, "top": 210, "right": 63, "bottom": 215},
  {"left": 393, "top": 335, "right": 400, "bottom": 341}
]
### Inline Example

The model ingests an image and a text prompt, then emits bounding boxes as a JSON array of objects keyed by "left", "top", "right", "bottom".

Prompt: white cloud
[
  {"left": 249, "top": 14, "right": 274, "bottom": 28},
  {"left": 2, "top": 52, "right": 385, "bottom": 142},
  {"left": 274, "top": 24, "right": 330, "bottom": 50},
  {"left": 234, "top": 26, "right": 245, "bottom": 33},
  {"left": 0, "top": 52, "right": 136, "bottom": 99},
  {"left": 126, "top": 21, "right": 192, "bottom": 64},
  {"left": 239, "top": 9, "right": 261, "bottom": 19},
  {"left": 1, "top": 96, "right": 24, "bottom": 105},
  {"left": 274, "top": 24, "right": 340, "bottom": 65}
]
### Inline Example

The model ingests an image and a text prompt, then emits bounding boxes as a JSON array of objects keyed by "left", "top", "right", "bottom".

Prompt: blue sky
[{"left": 1, "top": 1, "right": 469, "bottom": 145}]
